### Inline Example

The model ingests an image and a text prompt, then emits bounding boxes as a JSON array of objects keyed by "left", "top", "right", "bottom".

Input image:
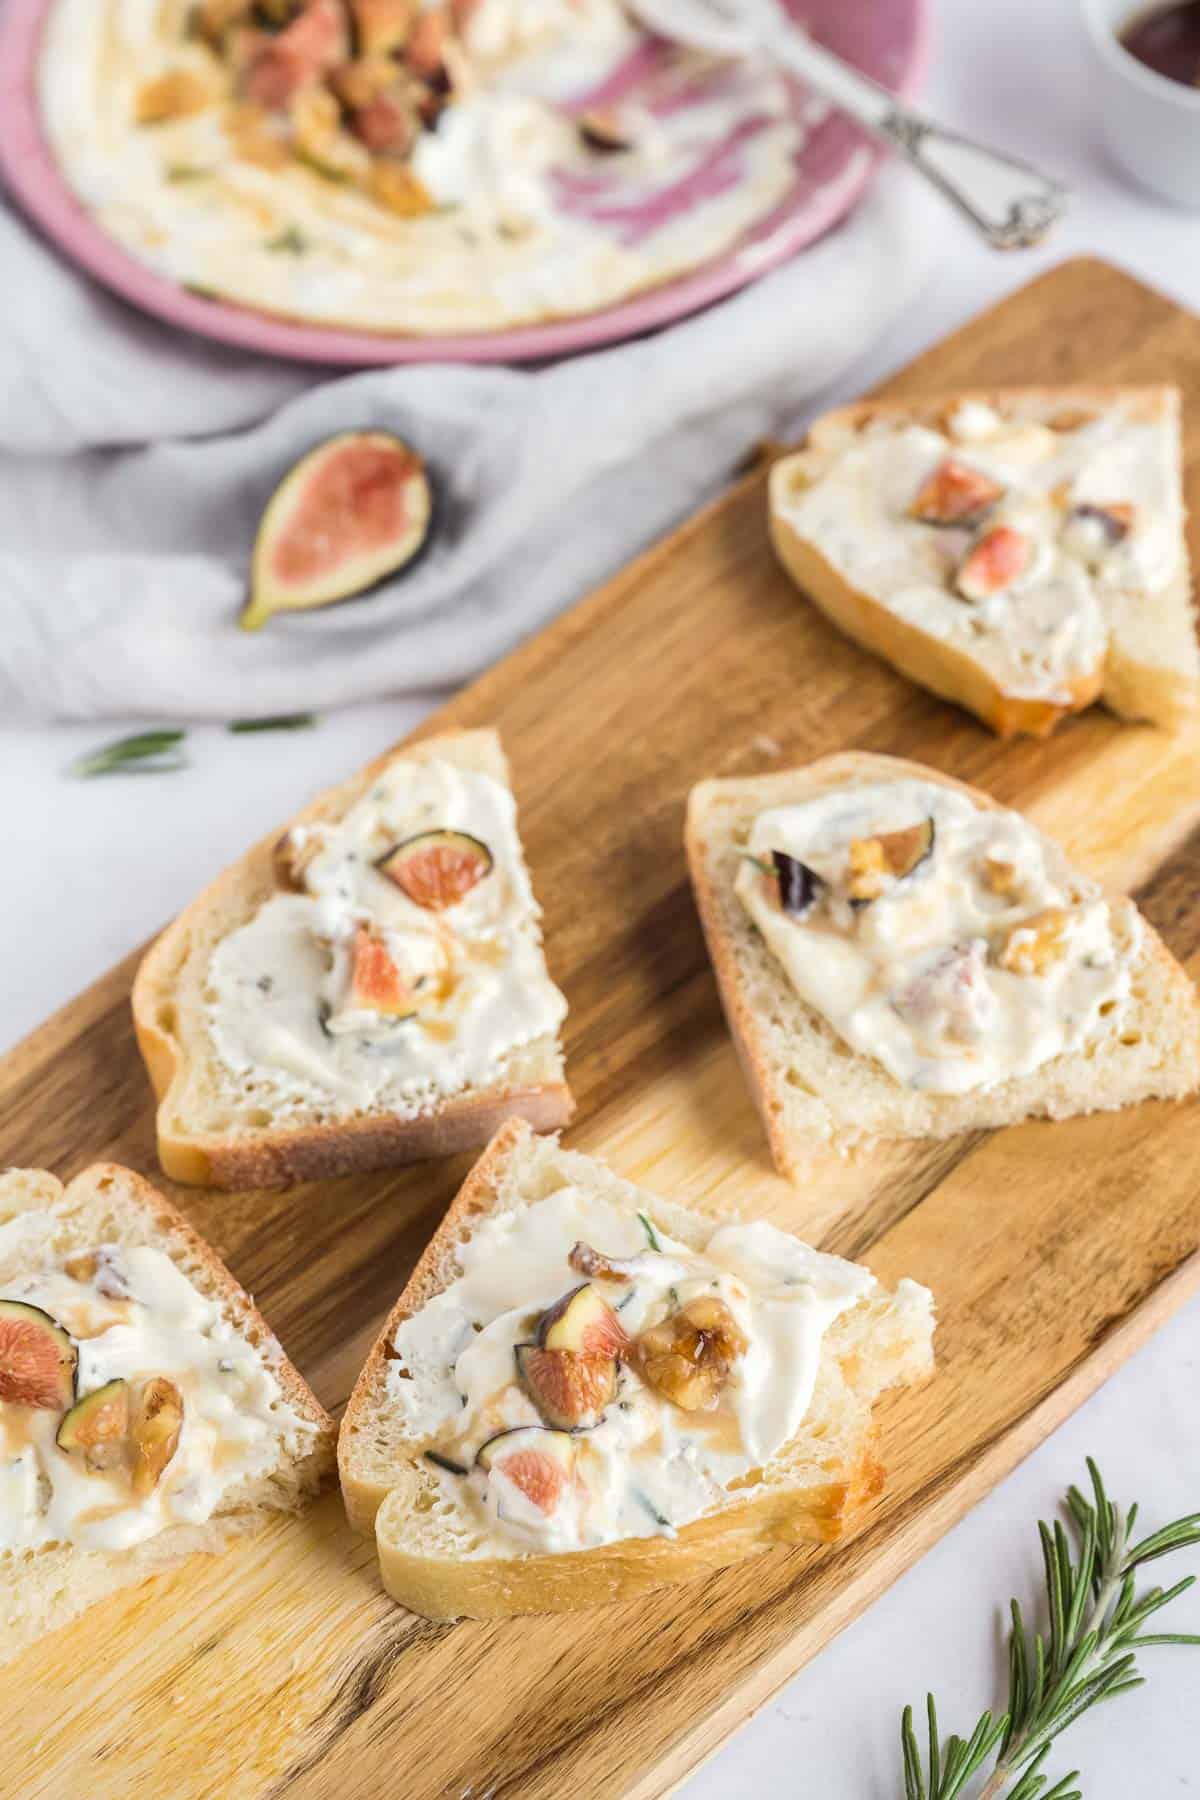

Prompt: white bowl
[{"left": 1082, "top": 0, "right": 1200, "bottom": 207}]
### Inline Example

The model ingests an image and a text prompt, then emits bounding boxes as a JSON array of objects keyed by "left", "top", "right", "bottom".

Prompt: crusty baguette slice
[
  {"left": 0, "top": 1161, "right": 334, "bottom": 1664},
  {"left": 768, "top": 387, "right": 1198, "bottom": 737},
  {"left": 686, "top": 752, "right": 1200, "bottom": 1175},
  {"left": 133, "top": 728, "right": 573, "bottom": 1189},
  {"left": 338, "top": 1119, "right": 935, "bottom": 1620}
]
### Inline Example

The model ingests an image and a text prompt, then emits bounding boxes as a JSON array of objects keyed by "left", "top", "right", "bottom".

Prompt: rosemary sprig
[
  {"left": 264, "top": 225, "right": 309, "bottom": 254},
  {"left": 69, "top": 729, "right": 187, "bottom": 778},
  {"left": 901, "top": 1459, "right": 1200, "bottom": 1800},
  {"left": 228, "top": 713, "right": 317, "bottom": 733}
]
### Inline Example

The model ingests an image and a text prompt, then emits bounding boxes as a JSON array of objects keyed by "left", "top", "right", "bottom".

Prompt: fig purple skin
[{"left": 772, "top": 851, "right": 821, "bottom": 918}]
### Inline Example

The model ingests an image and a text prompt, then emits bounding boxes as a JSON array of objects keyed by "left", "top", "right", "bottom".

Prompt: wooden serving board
[{"left": 6, "top": 256, "right": 1200, "bottom": 1800}]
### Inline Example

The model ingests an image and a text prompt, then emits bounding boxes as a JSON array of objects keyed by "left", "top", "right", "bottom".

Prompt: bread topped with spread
[
  {"left": 337, "top": 1119, "right": 935, "bottom": 1620},
  {"left": 686, "top": 753, "right": 1200, "bottom": 1175},
  {"left": 768, "top": 388, "right": 1197, "bottom": 736},
  {"left": 133, "top": 729, "right": 572, "bottom": 1190},
  {"left": 0, "top": 1161, "right": 334, "bottom": 1663}
]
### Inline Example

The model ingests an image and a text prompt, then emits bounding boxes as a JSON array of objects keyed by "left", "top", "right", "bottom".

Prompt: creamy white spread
[
  {"left": 206, "top": 758, "right": 566, "bottom": 1117},
  {"left": 776, "top": 400, "right": 1181, "bottom": 703},
  {"left": 0, "top": 1244, "right": 313, "bottom": 1553},
  {"left": 39, "top": 0, "right": 819, "bottom": 334},
  {"left": 388, "top": 1183, "right": 932, "bottom": 1552},
  {"left": 735, "top": 778, "right": 1139, "bottom": 1094}
]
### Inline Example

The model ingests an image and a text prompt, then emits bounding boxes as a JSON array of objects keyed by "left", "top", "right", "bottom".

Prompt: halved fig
[
  {"left": 577, "top": 107, "right": 633, "bottom": 153},
  {"left": 0, "top": 1300, "right": 75, "bottom": 1411},
  {"left": 476, "top": 1426, "right": 575, "bottom": 1514},
  {"left": 131, "top": 1377, "right": 184, "bottom": 1497},
  {"left": 56, "top": 1379, "right": 130, "bottom": 1467},
  {"left": 241, "top": 0, "right": 348, "bottom": 110},
  {"left": 846, "top": 819, "right": 935, "bottom": 902},
  {"left": 515, "top": 1344, "right": 616, "bottom": 1431},
  {"left": 349, "top": 924, "right": 417, "bottom": 1018},
  {"left": 956, "top": 526, "right": 1031, "bottom": 601},
  {"left": 377, "top": 830, "right": 493, "bottom": 910},
  {"left": 538, "top": 1284, "right": 633, "bottom": 1359},
  {"left": 909, "top": 458, "right": 1004, "bottom": 527},
  {"left": 995, "top": 907, "right": 1071, "bottom": 976},
  {"left": 241, "top": 431, "right": 434, "bottom": 630},
  {"left": 636, "top": 1297, "right": 748, "bottom": 1413}
]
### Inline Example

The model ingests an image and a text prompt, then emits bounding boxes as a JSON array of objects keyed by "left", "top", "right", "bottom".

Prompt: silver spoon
[{"left": 630, "top": 0, "right": 1069, "bottom": 249}]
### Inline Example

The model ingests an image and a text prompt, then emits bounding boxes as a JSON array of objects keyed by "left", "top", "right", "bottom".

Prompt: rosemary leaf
[
  {"left": 166, "top": 163, "right": 210, "bottom": 183},
  {"left": 901, "top": 1459, "right": 1200, "bottom": 1800},
  {"left": 265, "top": 225, "right": 308, "bottom": 254},
  {"left": 69, "top": 729, "right": 187, "bottom": 778},
  {"left": 228, "top": 713, "right": 317, "bottom": 733},
  {"left": 636, "top": 1210, "right": 662, "bottom": 1252}
]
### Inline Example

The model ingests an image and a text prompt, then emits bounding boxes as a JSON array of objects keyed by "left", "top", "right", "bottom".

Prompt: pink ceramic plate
[{"left": 0, "top": 0, "right": 928, "bottom": 366}]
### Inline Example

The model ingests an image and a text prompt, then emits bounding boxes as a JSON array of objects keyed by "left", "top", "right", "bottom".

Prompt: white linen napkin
[{"left": 0, "top": 167, "right": 936, "bottom": 723}]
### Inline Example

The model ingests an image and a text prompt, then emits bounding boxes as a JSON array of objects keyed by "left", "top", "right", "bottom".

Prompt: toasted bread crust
[
  {"left": 686, "top": 752, "right": 1200, "bottom": 1179},
  {"left": 133, "top": 730, "right": 573, "bottom": 1190},
  {"left": 769, "top": 387, "right": 1194, "bottom": 737}
]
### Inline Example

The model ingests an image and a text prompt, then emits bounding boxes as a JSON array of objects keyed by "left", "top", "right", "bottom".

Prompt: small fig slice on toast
[
  {"left": 348, "top": 924, "right": 417, "bottom": 1018},
  {"left": 476, "top": 1426, "right": 575, "bottom": 1515},
  {"left": 56, "top": 1378, "right": 130, "bottom": 1467},
  {"left": 909, "top": 458, "right": 1004, "bottom": 527},
  {"left": 241, "top": 431, "right": 434, "bottom": 630},
  {"left": 846, "top": 819, "right": 934, "bottom": 902},
  {"left": 131, "top": 1377, "right": 184, "bottom": 1497},
  {"left": 377, "top": 830, "right": 493, "bottom": 911},
  {"left": 515, "top": 1344, "right": 616, "bottom": 1430},
  {"left": 538, "top": 1284, "right": 632, "bottom": 1359},
  {"left": 0, "top": 1300, "right": 76, "bottom": 1411},
  {"left": 956, "top": 525, "right": 1032, "bottom": 601}
]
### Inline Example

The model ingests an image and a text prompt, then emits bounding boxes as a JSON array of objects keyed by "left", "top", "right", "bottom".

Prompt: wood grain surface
[{"left": 4, "top": 257, "right": 1200, "bottom": 1800}]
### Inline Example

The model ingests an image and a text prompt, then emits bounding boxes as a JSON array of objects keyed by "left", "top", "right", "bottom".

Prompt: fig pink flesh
[{"left": 271, "top": 441, "right": 418, "bottom": 586}]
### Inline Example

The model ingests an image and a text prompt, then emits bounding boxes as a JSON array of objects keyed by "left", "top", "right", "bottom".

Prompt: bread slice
[
  {"left": 133, "top": 729, "right": 573, "bottom": 1189},
  {"left": 0, "top": 1161, "right": 334, "bottom": 1664},
  {"left": 768, "top": 388, "right": 1197, "bottom": 737},
  {"left": 338, "top": 1119, "right": 935, "bottom": 1620},
  {"left": 686, "top": 752, "right": 1200, "bottom": 1175}
]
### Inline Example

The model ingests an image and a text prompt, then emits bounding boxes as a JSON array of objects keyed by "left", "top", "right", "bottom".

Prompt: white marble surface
[{"left": 2, "top": 0, "right": 1199, "bottom": 1793}]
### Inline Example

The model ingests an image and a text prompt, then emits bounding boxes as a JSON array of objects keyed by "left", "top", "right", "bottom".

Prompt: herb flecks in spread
[
  {"left": 0, "top": 1244, "right": 312, "bottom": 1553},
  {"left": 734, "top": 778, "right": 1140, "bottom": 1096},
  {"left": 41, "top": 0, "right": 819, "bottom": 335},
  {"left": 777, "top": 400, "right": 1182, "bottom": 706},
  {"left": 385, "top": 1185, "right": 925, "bottom": 1554},
  {"left": 206, "top": 757, "right": 566, "bottom": 1116}
]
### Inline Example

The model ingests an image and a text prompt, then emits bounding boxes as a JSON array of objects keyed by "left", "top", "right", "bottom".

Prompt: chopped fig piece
[
  {"left": 273, "top": 827, "right": 321, "bottom": 891},
  {"left": 351, "top": 88, "right": 421, "bottom": 154},
  {"left": 368, "top": 162, "right": 436, "bottom": 217},
  {"left": 846, "top": 819, "right": 935, "bottom": 901},
  {"left": 538, "top": 1284, "right": 633, "bottom": 1359},
  {"left": 909, "top": 458, "right": 1004, "bottom": 527},
  {"left": 349, "top": 924, "right": 417, "bottom": 1018},
  {"left": 136, "top": 69, "right": 218, "bottom": 125},
  {"left": 636, "top": 1297, "right": 748, "bottom": 1414},
  {"left": 242, "top": 431, "right": 434, "bottom": 629},
  {"left": 956, "top": 525, "right": 1032, "bottom": 602},
  {"left": 981, "top": 854, "right": 1020, "bottom": 897},
  {"left": 242, "top": 0, "right": 348, "bottom": 110},
  {"left": 568, "top": 1241, "right": 640, "bottom": 1281},
  {"left": 56, "top": 1379, "right": 130, "bottom": 1468},
  {"left": 351, "top": 0, "right": 417, "bottom": 57},
  {"left": 476, "top": 1426, "right": 575, "bottom": 1514},
  {"left": 1066, "top": 502, "right": 1136, "bottom": 550},
  {"left": 329, "top": 54, "right": 398, "bottom": 110},
  {"left": 0, "top": 1300, "right": 75, "bottom": 1411},
  {"left": 995, "top": 907, "right": 1071, "bottom": 976},
  {"left": 515, "top": 1344, "right": 616, "bottom": 1430},
  {"left": 406, "top": 5, "right": 449, "bottom": 76},
  {"left": 131, "top": 1377, "right": 184, "bottom": 1497},
  {"left": 772, "top": 851, "right": 821, "bottom": 918},
  {"left": 577, "top": 107, "right": 633, "bottom": 153},
  {"left": 377, "top": 830, "right": 493, "bottom": 911}
]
